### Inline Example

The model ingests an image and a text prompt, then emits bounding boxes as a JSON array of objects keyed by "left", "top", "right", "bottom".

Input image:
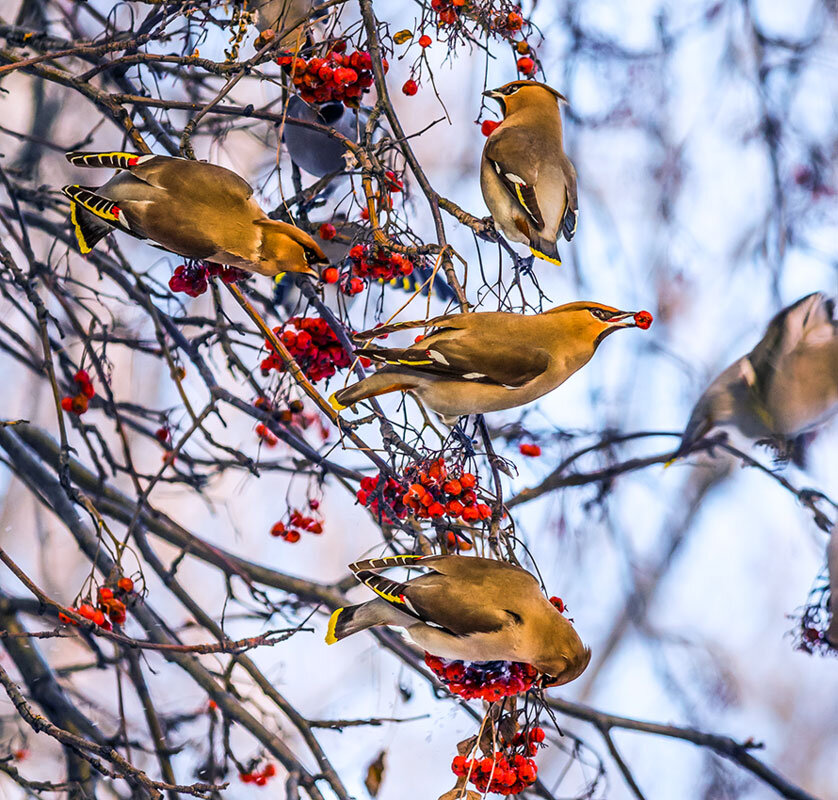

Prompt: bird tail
[
  {"left": 329, "top": 370, "right": 417, "bottom": 410},
  {"left": 68, "top": 196, "right": 113, "bottom": 254},
  {"left": 325, "top": 600, "right": 391, "bottom": 644},
  {"left": 529, "top": 236, "right": 562, "bottom": 267}
]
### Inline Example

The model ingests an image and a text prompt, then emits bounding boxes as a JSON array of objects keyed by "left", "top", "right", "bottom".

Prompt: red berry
[
  {"left": 519, "top": 443, "right": 541, "bottom": 457},
  {"left": 460, "top": 473, "right": 476, "bottom": 489},
  {"left": 481, "top": 119, "right": 500, "bottom": 136},
  {"left": 321, "top": 267, "right": 339, "bottom": 284},
  {"left": 634, "top": 310, "right": 654, "bottom": 329},
  {"left": 61, "top": 396, "right": 74, "bottom": 412},
  {"left": 117, "top": 577, "right": 134, "bottom": 593},
  {"left": 319, "top": 223, "right": 337, "bottom": 240},
  {"left": 402, "top": 79, "right": 418, "bottom": 96},
  {"left": 92, "top": 609, "right": 106, "bottom": 626},
  {"left": 271, "top": 522, "right": 286, "bottom": 537},
  {"left": 517, "top": 56, "right": 535, "bottom": 75},
  {"left": 419, "top": 34, "right": 432, "bottom": 47},
  {"left": 77, "top": 604, "right": 95, "bottom": 620},
  {"left": 98, "top": 587, "right": 114, "bottom": 601}
]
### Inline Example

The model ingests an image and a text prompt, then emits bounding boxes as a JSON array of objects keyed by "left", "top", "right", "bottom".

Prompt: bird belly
[
  {"left": 405, "top": 623, "right": 523, "bottom": 663},
  {"left": 414, "top": 376, "right": 554, "bottom": 417}
]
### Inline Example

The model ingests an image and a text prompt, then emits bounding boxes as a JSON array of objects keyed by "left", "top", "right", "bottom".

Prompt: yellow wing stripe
[
  {"left": 67, "top": 151, "right": 139, "bottom": 169},
  {"left": 368, "top": 584, "right": 405, "bottom": 604},
  {"left": 325, "top": 607, "right": 342, "bottom": 644},
  {"left": 384, "top": 358, "right": 433, "bottom": 366},
  {"left": 515, "top": 183, "right": 535, "bottom": 218},
  {"left": 69, "top": 202, "right": 92, "bottom": 255}
]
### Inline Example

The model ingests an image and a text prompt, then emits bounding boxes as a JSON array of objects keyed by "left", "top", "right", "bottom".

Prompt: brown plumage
[
  {"left": 326, "top": 554, "right": 591, "bottom": 685},
  {"left": 480, "top": 80, "right": 577, "bottom": 266},
  {"left": 61, "top": 151, "right": 327, "bottom": 277},
  {"left": 330, "top": 302, "right": 652, "bottom": 421}
]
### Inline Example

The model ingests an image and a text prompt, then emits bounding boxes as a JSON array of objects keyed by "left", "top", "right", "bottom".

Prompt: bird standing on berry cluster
[
  {"left": 327, "top": 554, "right": 591, "bottom": 686},
  {"left": 62, "top": 151, "right": 327, "bottom": 278}
]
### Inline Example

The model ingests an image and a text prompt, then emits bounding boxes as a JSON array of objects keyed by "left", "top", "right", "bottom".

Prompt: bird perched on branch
[
  {"left": 480, "top": 80, "right": 577, "bottom": 266},
  {"left": 678, "top": 293, "right": 838, "bottom": 459},
  {"left": 329, "top": 303, "right": 653, "bottom": 421},
  {"left": 326, "top": 554, "right": 591, "bottom": 686},
  {"left": 245, "top": 0, "right": 324, "bottom": 47},
  {"left": 61, "top": 151, "right": 327, "bottom": 277},
  {"left": 283, "top": 95, "right": 369, "bottom": 179}
]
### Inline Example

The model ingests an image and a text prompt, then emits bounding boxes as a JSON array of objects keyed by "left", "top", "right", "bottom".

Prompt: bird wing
[
  {"left": 747, "top": 293, "right": 837, "bottom": 400},
  {"left": 355, "top": 334, "right": 550, "bottom": 388},
  {"left": 484, "top": 128, "right": 544, "bottom": 229},
  {"left": 560, "top": 156, "right": 578, "bottom": 241},
  {"left": 128, "top": 156, "right": 255, "bottom": 202},
  {"left": 353, "top": 566, "right": 513, "bottom": 636}
]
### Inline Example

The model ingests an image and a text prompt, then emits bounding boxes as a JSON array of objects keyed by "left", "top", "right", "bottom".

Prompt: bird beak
[{"left": 482, "top": 89, "right": 503, "bottom": 101}]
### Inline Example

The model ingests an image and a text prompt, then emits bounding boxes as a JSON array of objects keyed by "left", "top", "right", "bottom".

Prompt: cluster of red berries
[
  {"left": 271, "top": 506, "right": 323, "bottom": 543},
  {"left": 424, "top": 653, "right": 539, "bottom": 701},
  {"left": 61, "top": 370, "right": 95, "bottom": 415},
  {"left": 59, "top": 578, "right": 134, "bottom": 629},
  {"left": 169, "top": 262, "right": 249, "bottom": 298},
  {"left": 402, "top": 458, "right": 492, "bottom": 523},
  {"left": 451, "top": 746, "right": 539, "bottom": 795},
  {"left": 356, "top": 473, "right": 409, "bottom": 523},
  {"left": 519, "top": 443, "right": 541, "bottom": 457},
  {"left": 430, "top": 0, "right": 467, "bottom": 26},
  {"left": 277, "top": 42, "right": 385, "bottom": 106},
  {"left": 347, "top": 243, "right": 417, "bottom": 284},
  {"left": 240, "top": 763, "right": 276, "bottom": 786},
  {"left": 260, "top": 317, "right": 351, "bottom": 383}
]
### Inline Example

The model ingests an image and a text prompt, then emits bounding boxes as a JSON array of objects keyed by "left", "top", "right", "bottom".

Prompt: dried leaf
[
  {"left": 394, "top": 29, "right": 414, "bottom": 45},
  {"left": 364, "top": 750, "right": 386, "bottom": 797}
]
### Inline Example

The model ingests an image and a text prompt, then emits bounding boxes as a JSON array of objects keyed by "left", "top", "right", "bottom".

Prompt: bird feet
[{"left": 514, "top": 253, "right": 535, "bottom": 275}]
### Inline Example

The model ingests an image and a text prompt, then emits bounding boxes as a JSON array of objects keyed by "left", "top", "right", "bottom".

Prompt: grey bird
[
  {"left": 678, "top": 293, "right": 838, "bottom": 457},
  {"left": 284, "top": 95, "right": 369, "bottom": 178},
  {"left": 480, "top": 80, "right": 577, "bottom": 266},
  {"left": 326, "top": 554, "right": 591, "bottom": 686}
]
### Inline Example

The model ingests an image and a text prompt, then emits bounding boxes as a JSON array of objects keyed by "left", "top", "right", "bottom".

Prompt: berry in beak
[{"left": 634, "top": 310, "right": 653, "bottom": 329}]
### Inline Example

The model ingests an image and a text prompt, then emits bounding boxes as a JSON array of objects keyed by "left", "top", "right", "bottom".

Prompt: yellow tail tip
[
  {"left": 274, "top": 272, "right": 286, "bottom": 284},
  {"left": 529, "top": 247, "right": 562, "bottom": 267},
  {"left": 663, "top": 457, "right": 677, "bottom": 468},
  {"left": 328, "top": 392, "right": 346, "bottom": 411},
  {"left": 325, "top": 607, "right": 343, "bottom": 645}
]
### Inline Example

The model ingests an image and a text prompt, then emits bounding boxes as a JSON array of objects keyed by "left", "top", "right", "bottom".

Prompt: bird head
[
  {"left": 482, "top": 80, "right": 568, "bottom": 117},
  {"left": 547, "top": 302, "right": 653, "bottom": 351},
  {"left": 533, "top": 611, "right": 592, "bottom": 687},
  {"left": 255, "top": 220, "right": 328, "bottom": 277}
]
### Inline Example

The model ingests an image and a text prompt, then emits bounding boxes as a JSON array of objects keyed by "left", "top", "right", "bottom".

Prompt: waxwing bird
[
  {"left": 61, "top": 151, "right": 327, "bottom": 277},
  {"left": 245, "top": 0, "right": 324, "bottom": 46},
  {"left": 329, "top": 303, "right": 653, "bottom": 420},
  {"left": 326, "top": 554, "right": 591, "bottom": 685},
  {"left": 480, "top": 80, "right": 577, "bottom": 266},
  {"left": 678, "top": 293, "right": 838, "bottom": 458},
  {"left": 284, "top": 95, "right": 370, "bottom": 178}
]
